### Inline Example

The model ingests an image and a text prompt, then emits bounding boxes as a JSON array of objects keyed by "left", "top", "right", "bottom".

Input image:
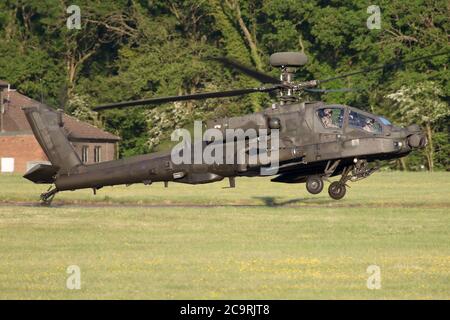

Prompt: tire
[
  {"left": 306, "top": 176, "right": 324, "bottom": 194},
  {"left": 328, "top": 181, "right": 346, "bottom": 200}
]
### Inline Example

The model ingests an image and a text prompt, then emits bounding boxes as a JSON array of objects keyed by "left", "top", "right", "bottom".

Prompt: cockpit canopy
[
  {"left": 317, "top": 107, "right": 344, "bottom": 129},
  {"left": 316, "top": 105, "right": 392, "bottom": 134},
  {"left": 348, "top": 110, "right": 382, "bottom": 134}
]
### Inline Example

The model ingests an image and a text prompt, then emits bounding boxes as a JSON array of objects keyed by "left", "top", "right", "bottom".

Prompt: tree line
[{"left": 0, "top": 0, "right": 448, "bottom": 170}]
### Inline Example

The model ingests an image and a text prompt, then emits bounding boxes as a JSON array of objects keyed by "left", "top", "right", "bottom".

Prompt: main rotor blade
[
  {"left": 94, "top": 86, "right": 280, "bottom": 111},
  {"left": 305, "top": 88, "right": 359, "bottom": 93},
  {"left": 319, "top": 50, "right": 450, "bottom": 84},
  {"left": 210, "top": 57, "right": 281, "bottom": 84}
]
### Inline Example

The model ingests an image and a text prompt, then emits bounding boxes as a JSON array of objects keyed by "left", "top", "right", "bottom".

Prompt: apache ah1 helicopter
[{"left": 23, "top": 51, "right": 447, "bottom": 205}]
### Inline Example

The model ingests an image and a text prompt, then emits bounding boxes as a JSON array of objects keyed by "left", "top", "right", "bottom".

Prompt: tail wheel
[
  {"left": 306, "top": 176, "right": 324, "bottom": 194},
  {"left": 328, "top": 181, "right": 346, "bottom": 200}
]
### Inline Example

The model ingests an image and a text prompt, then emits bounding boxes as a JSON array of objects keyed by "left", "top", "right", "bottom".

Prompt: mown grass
[
  {"left": 0, "top": 171, "right": 449, "bottom": 207},
  {"left": 0, "top": 172, "right": 449, "bottom": 299}
]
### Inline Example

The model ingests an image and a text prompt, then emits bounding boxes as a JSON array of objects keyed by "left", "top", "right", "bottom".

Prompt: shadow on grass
[{"left": 253, "top": 196, "right": 333, "bottom": 207}]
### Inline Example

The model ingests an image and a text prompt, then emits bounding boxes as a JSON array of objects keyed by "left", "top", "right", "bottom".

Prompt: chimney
[{"left": 0, "top": 81, "right": 10, "bottom": 133}]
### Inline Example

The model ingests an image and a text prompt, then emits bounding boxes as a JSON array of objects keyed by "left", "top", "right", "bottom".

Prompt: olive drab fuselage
[
  {"left": 23, "top": 101, "right": 426, "bottom": 199},
  {"left": 22, "top": 49, "right": 441, "bottom": 203}
]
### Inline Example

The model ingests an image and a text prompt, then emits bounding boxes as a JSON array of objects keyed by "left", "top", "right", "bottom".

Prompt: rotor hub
[{"left": 269, "top": 52, "right": 317, "bottom": 103}]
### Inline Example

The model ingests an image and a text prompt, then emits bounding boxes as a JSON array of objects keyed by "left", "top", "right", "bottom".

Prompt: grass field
[{"left": 0, "top": 172, "right": 449, "bottom": 299}]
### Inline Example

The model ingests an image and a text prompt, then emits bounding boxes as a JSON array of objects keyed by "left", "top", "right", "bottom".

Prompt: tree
[
  {"left": 386, "top": 81, "right": 449, "bottom": 171},
  {"left": 1, "top": 0, "right": 449, "bottom": 167},
  {"left": 66, "top": 93, "right": 100, "bottom": 127}
]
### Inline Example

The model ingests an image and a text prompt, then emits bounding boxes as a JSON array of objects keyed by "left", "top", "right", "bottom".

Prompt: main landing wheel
[
  {"left": 328, "top": 181, "right": 346, "bottom": 200},
  {"left": 306, "top": 176, "right": 324, "bottom": 194}
]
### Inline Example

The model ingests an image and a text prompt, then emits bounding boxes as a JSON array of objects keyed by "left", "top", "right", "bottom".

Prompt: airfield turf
[{"left": 0, "top": 172, "right": 448, "bottom": 299}]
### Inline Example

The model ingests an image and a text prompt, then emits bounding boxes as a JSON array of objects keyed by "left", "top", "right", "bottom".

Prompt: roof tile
[{"left": 1, "top": 87, "right": 120, "bottom": 141}]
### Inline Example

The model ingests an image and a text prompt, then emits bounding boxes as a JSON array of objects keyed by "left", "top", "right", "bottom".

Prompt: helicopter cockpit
[
  {"left": 316, "top": 105, "right": 392, "bottom": 135},
  {"left": 317, "top": 107, "right": 344, "bottom": 129},
  {"left": 348, "top": 110, "right": 383, "bottom": 134}
]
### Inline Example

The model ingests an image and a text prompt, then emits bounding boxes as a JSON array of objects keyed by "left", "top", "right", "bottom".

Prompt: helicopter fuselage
[
  {"left": 21, "top": 49, "right": 447, "bottom": 203},
  {"left": 34, "top": 101, "right": 425, "bottom": 194}
]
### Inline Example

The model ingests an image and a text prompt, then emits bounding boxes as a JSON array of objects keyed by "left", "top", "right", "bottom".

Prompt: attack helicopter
[{"left": 23, "top": 51, "right": 447, "bottom": 205}]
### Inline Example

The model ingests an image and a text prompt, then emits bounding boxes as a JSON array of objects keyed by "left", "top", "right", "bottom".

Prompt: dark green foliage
[{"left": 0, "top": 0, "right": 448, "bottom": 168}]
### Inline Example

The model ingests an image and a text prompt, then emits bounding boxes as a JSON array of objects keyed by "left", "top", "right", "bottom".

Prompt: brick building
[{"left": 0, "top": 80, "right": 120, "bottom": 173}]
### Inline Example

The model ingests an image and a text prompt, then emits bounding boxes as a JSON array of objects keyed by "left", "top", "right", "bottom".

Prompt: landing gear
[
  {"left": 303, "top": 159, "right": 380, "bottom": 200},
  {"left": 40, "top": 187, "right": 58, "bottom": 206},
  {"left": 328, "top": 181, "right": 346, "bottom": 200},
  {"left": 306, "top": 176, "right": 324, "bottom": 194},
  {"left": 302, "top": 159, "right": 379, "bottom": 200},
  {"left": 327, "top": 159, "right": 380, "bottom": 200}
]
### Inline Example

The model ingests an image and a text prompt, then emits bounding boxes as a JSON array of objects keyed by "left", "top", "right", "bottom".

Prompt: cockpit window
[
  {"left": 379, "top": 117, "right": 391, "bottom": 126},
  {"left": 317, "top": 107, "right": 344, "bottom": 129},
  {"left": 349, "top": 111, "right": 382, "bottom": 133}
]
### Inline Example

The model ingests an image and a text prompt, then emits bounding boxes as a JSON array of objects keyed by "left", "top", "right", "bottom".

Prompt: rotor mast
[
  {"left": 279, "top": 67, "right": 297, "bottom": 104},
  {"left": 269, "top": 52, "right": 310, "bottom": 105}
]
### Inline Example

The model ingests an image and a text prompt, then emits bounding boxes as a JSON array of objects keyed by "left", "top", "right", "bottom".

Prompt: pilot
[
  {"left": 363, "top": 118, "right": 376, "bottom": 132},
  {"left": 321, "top": 108, "right": 338, "bottom": 128}
]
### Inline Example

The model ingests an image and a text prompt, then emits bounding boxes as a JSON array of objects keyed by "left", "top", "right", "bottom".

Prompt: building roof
[{"left": 1, "top": 84, "right": 120, "bottom": 142}]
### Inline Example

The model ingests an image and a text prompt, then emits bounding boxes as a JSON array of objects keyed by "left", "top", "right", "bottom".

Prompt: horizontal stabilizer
[{"left": 23, "top": 164, "right": 59, "bottom": 184}]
